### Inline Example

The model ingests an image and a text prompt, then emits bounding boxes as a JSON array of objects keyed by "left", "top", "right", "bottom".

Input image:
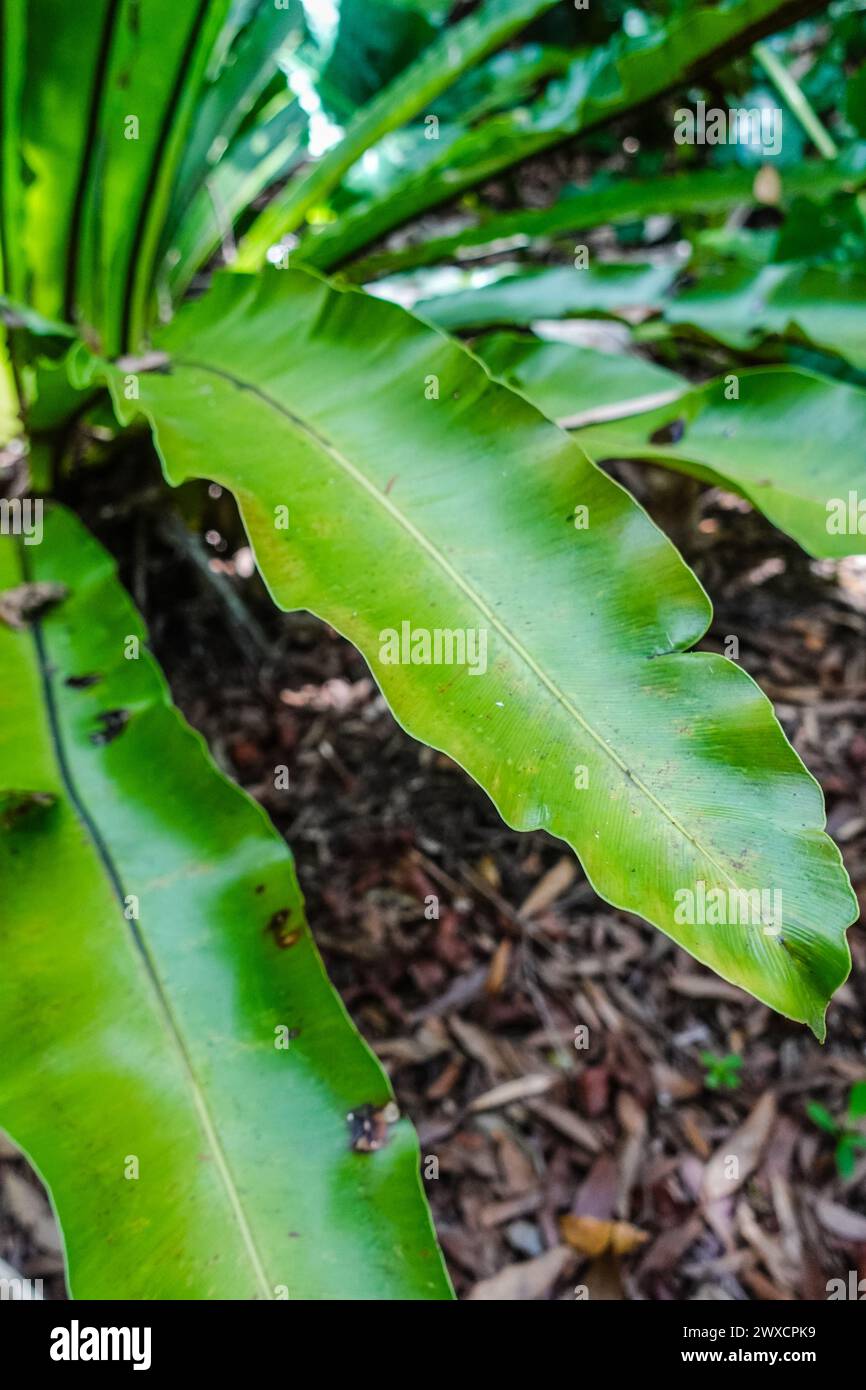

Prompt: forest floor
[{"left": 3, "top": 449, "right": 865, "bottom": 1301}]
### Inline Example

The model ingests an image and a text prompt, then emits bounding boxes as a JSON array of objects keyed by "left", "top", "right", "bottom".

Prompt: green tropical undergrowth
[{"left": 0, "top": 0, "right": 864, "bottom": 1298}]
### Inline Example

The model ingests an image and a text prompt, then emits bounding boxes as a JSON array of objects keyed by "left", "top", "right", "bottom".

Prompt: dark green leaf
[
  {"left": 848, "top": 1079, "right": 866, "bottom": 1121},
  {"left": 417, "top": 262, "right": 681, "bottom": 331},
  {"left": 572, "top": 367, "right": 866, "bottom": 558},
  {"left": 472, "top": 331, "right": 685, "bottom": 424},
  {"left": 806, "top": 1100, "right": 839, "bottom": 1134},
  {"left": 341, "top": 157, "right": 866, "bottom": 284},
  {"left": 294, "top": 0, "right": 830, "bottom": 272},
  {"left": 236, "top": 0, "right": 562, "bottom": 267}
]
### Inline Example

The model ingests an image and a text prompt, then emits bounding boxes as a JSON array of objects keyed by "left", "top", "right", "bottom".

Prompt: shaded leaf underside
[
  {"left": 470, "top": 338, "right": 866, "bottom": 559},
  {"left": 574, "top": 367, "right": 866, "bottom": 560}
]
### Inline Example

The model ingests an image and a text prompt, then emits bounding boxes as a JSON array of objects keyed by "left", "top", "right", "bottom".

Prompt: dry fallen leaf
[
  {"left": 560, "top": 1213, "right": 649, "bottom": 1257},
  {"left": 484, "top": 938, "right": 511, "bottom": 995},
  {"left": 527, "top": 1098, "right": 601, "bottom": 1154},
  {"left": 467, "top": 1245, "right": 574, "bottom": 1300},
  {"left": 278, "top": 677, "right": 372, "bottom": 712},
  {"left": 518, "top": 855, "right": 576, "bottom": 917},
  {"left": 736, "top": 1198, "right": 798, "bottom": 1292},
  {"left": 0, "top": 1129, "right": 20, "bottom": 1159},
  {"left": 702, "top": 1090, "right": 776, "bottom": 1203},
  {"left": 616, "top": 1090, "right": 647, "bottom": 1216},
  {"left": 0, "top": 1255, "right": 44, "bottom": 1299},
  {"left": 579, "top": 1250, "right": 626, "bottom": 1300},
  {"left": 680, "top": 1107, "right": 713, "bottom": 1160},
  {"left": 638, "top": 1215, "right": 703, "bottom": 1277},
  {"left": 668, "top": 971, "right": 749, "bottom": 1002},
  {"left": 467, "top": 1073, "right": 555, "bottom": 1113},
  {"left": 814, "top": 1199, "right": 866, "bottom": 1243},
  {"left": 753, "top": 163, "right": 782, "bottom": 205},
  {"left": 476, "top": 853, "right": 501, "bottom": 889},
  {"left": 653, "top": 1062, "right": 701, "bottom": 1102},
  {"left": 1, "top": 1169, "right": 63, "bottom": 1254}
]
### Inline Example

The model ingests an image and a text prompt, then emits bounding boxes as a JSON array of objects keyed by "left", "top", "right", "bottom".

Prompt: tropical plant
[
  {"left": 700, "top": 1051, "right": 744, "bottom": 1091},
  {"left": 0, "top": 0, "right": 863, "bottom": 1299},
  {"left": 807, "top": 1081, "right": 866, "bottom": 1178}
]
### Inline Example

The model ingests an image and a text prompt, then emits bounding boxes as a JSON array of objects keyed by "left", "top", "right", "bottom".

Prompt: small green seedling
[
  {"left": 701, "top": 1052, "right": 743, "bottom": 1091},
  {"left": 807, "top": 1081, "right": 866, "bottom": 1179}
]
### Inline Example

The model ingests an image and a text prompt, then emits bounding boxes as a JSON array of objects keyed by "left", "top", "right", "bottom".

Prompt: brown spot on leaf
[
  {"left": 65, "top": 673, "right": 102, "bottom": 689},
  {"left": 649, "top": 418, "right": 685, "bottom": 445},
  {"left": 89, "top": 709, "right": 130, "bottom": 745},
  {"left": 266, "top": 907, "right": 300, "bottom": 948},
  {"left": 346, "top": 1101, "right": 400, "bottom": 1153},
  {"left": 0, "top": 582, "right": 68, "bottom": 630},
  {"left": 0, "top": 790, "right": 56, "bottom": 830}
]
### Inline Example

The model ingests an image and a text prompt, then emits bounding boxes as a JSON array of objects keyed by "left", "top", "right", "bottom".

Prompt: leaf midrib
[
  {"left": 22, "top": 545, "right": 272, "bottom": 1299},
  {"left": 175, "top": 354, "right": 762, "bottom": 912}
]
